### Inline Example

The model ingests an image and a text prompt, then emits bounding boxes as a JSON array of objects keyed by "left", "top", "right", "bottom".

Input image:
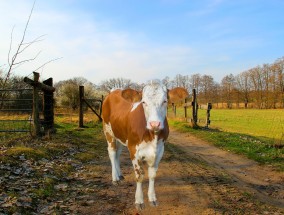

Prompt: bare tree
[
  {"left": 162, "top": 76, "right": 172, "bottom": 89},
  {"left": 199, "top": 75, "right": 215, "bottom": 103},
  {"left": 221, "top": 74, "right": 236, "bottom": 108},
  {"left": 235, "top": 71, "right": 252, "bottom": 108},
  {"left": 1, "top": 1, "right": 42, "bottom": 89},
  {"left": 100, "top": 78, "right": 137, "bottom": 92},
  {"left": 189, "top": 74, "right": 201, "bottom": 95},
  {"left": 55, "top": 77, "right": 96, "bottom": 110},
  {"left": 0, "top": 0, "right": 61, "bottom": 108},
  {"left": 274, "top": 57, "right": 284, "bottom": 108}
]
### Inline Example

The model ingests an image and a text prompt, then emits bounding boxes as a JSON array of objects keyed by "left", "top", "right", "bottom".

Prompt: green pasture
[{"left": 171, "top": 107, "right": 284, "bottom": 141}]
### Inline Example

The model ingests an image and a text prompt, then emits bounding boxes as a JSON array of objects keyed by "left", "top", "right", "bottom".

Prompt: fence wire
[{"left": 0, "top": 88, "right": 33, "bottom": 134}]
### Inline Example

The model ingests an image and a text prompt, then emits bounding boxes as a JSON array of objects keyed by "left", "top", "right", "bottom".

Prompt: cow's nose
[{"left": 150, "top": 121, "right": 160, "bottom": 130}]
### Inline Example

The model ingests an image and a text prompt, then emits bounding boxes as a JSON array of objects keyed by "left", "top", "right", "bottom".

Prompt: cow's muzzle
[{"left": 149, "top": 121, "right": 162, "bottom": 134}]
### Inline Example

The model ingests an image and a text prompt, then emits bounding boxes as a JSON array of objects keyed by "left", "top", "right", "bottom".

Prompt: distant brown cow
[{"left": 168, "top": 87, "right": 189, "bottom": 104}]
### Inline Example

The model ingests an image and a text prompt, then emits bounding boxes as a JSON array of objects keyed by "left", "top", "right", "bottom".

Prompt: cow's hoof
[
  {"left": 135, "top": 203, "right": 145, "bottom": 211},
  {"left": 150, "top": 201, "right": 158, "bottom": 207},
  {"left": 119, "top": 175, "right": 125, "bottom": 180},
  {"left": 112, "top": 180, "right": 120, "bottom": 186}
]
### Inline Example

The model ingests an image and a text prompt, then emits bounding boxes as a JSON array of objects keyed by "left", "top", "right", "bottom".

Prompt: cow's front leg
[
  {"left": 148, "top": 167, "right": 157, "bottom": 206},
  {"left": 132, "top": 158, "right": 145, "bottom": 210},
  {"left": 148, "top": 141, "right": 164, "bottom": 207}
]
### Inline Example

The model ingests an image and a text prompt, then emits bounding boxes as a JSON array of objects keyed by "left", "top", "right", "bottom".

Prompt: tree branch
[
  {"left": 33, "top": 57, "right": 63, "bottom": 72},
  {"left": 13, "top": 51, "right": 42, "bottom": 69},
  {"left": 8, "top": 26, "right": 15, "bottom": 67},
  {"left": 4, "top": 0, "right": 37, "bottom": 89},
  {"left": 18, "top": 34, "right": 46, "bottom": 55}
]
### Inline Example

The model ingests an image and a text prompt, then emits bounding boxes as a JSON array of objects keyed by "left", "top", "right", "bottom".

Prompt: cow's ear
[
  {"left": 121, "top": 88, "right": 142, "bottom": 103},
  {"left": 167, "top": 87, "right": 189, "bottom": 104}
]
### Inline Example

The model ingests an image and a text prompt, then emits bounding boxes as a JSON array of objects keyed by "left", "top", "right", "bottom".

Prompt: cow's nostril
[{"left": 150, "top": 121, "right": 160, "bottom": 129}]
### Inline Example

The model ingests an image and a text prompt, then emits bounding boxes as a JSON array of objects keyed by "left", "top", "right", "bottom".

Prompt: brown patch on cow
[
  {"left": 134, "top": 166, "right": 144, "bottom": 182},
  {"left": 168, "top": 87, "right": 189, "bottom": 104},
  {"left": 121, "top": 88, "right": 142, "bottom": 103},
  {"left": 110, "top": 141, "right": 116, "bottom": 150},
  {"left": 105, "top": 132, "right": 113, "bottom": 144},
  {"left": 158, "top": 118, "right": 169, "bottom": 141},
  {"left": 102, "top": 90, "right": 130, "bottom": 144},
  {"left": 128, "top": 145, "right": 137, "bottom": 160}
]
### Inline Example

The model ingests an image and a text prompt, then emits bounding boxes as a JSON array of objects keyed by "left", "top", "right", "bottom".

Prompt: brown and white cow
[{"left": 102, "top": 81, "right": 178, "bottom": 210}]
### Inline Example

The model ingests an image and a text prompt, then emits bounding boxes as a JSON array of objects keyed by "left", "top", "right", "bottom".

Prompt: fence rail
[{"left": 79, "top": 85, "right": 103, "bottom": 128}]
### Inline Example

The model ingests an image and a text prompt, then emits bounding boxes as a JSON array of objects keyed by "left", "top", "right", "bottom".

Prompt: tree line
[
  {"left": 54, "top": 56, "right": 284, "bottom": 109},
  {"left": 1, "top": 56, "right": 284, "bottom": 110}
]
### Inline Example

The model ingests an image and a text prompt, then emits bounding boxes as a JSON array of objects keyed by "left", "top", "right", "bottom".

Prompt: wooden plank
[
  {"left": 83, "top": 98, "right": 102, "bottom": 122},
  {"left": 24, "top": 77, "right": 55, "bottom": 93}
]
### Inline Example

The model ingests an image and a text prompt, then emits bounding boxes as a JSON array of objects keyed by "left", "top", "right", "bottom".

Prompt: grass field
[{"left": 171, "top": 107, "right": 284, "bottom": 141}]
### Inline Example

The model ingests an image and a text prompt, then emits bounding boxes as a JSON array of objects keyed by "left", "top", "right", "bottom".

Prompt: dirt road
[
  {"left": 2, "top": 128, "right": 283, "bottom": 214},
  {"left": 78, "top": 129, "right": 284, "bottom": 215}
]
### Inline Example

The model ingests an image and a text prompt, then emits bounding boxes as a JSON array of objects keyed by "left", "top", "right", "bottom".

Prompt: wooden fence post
[
  {"left": 79, "top": 86, "right": 84, "bottom": 128},
  {"left": 205, "top": 103, "right": 212, "bottom": 128},
  {"left": 184, "top": 98, "right": 187, "bottom": 120},
  {"left": 43, "top": 78, "right": 54, "bottom": 133},
  {"left": 24, "top": 72, "right": 55, "bottom": 137},
  {"left": 32, "top": 72, "right": 41, "bottom": 137},
  {"left": 191, "top": 89, "right": 198, "bottom": 128},
  {"left": 100, "top": 95, "right": 104, "bottom": 117}
]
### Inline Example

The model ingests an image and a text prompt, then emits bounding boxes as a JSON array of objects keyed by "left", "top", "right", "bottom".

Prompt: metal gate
[{"left": 0, "top": 88, "right": 33, "bottom": 133}]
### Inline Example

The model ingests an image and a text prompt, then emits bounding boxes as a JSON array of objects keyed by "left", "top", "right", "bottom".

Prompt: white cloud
[
  {"left": 0, "top": 0, "right": 200, "bottom": 85},
  {"left": 2, "top": 0, "right": 261, "bottom": 86}
]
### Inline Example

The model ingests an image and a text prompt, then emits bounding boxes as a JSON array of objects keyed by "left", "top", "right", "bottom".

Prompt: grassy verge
[{"left": 168, "top": 119, "right": 284, "bottom": 171}]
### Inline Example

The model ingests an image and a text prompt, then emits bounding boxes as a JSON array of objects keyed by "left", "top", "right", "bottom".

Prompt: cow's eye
[
  {"left": 142, "top": 101, "right": 147, "bottom": 106},
  {"left": 163, "top": 100, "right": 168, "bottom": 104}
]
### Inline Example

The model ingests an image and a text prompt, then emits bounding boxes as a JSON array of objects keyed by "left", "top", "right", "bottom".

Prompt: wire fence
[
  {"left": 0, "top": 88, "right": 33, "bottom": 132},
  {"left": 1, "top": 72, "right": 55, "bottom": 140}
]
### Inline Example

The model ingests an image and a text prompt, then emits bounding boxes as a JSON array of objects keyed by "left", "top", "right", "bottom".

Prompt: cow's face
[{"left": 142, "top": 82, "right": 168, "bottom": 133}]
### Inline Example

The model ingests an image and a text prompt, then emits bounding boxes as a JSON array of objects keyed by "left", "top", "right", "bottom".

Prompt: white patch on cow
[
  {"left": 142, "top": 82, "right": 168, "bottom": 131},
  {"left": 136, "top": 136, "right": 158, "bottom": 167},
  {"left": 131, "top": 102, "right": 141, "bottom": 112},
  {"left": 133, "top": 136, "right": 165, "bottom": 205},
  {"left": 104, "top": 122, "right": 114, "bottom": 137}
]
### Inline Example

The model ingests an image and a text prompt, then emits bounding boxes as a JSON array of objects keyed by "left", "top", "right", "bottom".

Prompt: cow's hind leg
[{"left": 115, "top": 141, "right": 124, "bottom": 181}]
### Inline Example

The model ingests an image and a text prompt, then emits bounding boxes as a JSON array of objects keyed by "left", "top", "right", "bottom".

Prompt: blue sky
[{"left": 0, "top": 0, "right": 284, "bottom": 84}]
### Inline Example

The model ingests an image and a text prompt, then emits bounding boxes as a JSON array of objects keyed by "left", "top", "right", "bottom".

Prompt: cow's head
[
  {"left": 141, "top": 81, "right": 168, "bottom": 133},
  {"left": 121, "top": 81, "right": 188, "bottom": 134}
]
